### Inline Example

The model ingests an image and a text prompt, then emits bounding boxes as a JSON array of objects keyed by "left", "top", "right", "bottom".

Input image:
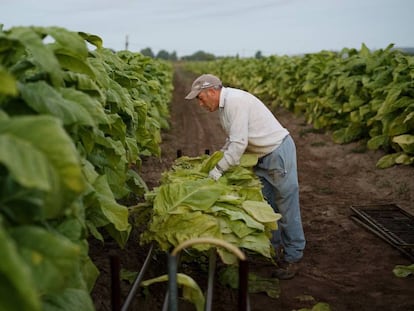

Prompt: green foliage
[
  {"left": 0, "top": 25, "right": 173, "bottom": 310},
  {"left": 219, "top": 265, "right": 281, "bottom": 298},
  {"left": 181, "top": 50, "right": 216, "bottom": 61},
  {"left": 393, "top": 263, "right": 414, "bottom": 277},
  {"left": 140, "top": 47, "right": 155, "bottom": 58},
  {"left": 141, "top": 273, "right": 205, "bottom": 311},
  {"left": 185, "top": 43, "right": 414, "bottom": 168},
  {"left": 140, "top": 153, "right": 281, "bottom": 265},
  {"left": 298, "top": 302, "right": 332, "bottom": 311},
  {"left": 199, "top": 150, "right": 224, "bottom": 173}
]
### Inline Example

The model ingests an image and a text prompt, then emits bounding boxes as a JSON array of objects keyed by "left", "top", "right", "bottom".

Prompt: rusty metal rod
[
  {"left": 121, "top": 243, "right": 155, "bottom": 311},
  {"left": 238, "top": 259, "right": 249, "bottom": 311},
  {"left": 168, "top": 254, "right": 178, "bottom": 311},
  {"left": 110, "top": 255, "right": 121, "bottom": 311},
  {"left": 205, "top": 248, "right": 217, "bottom": 311}
]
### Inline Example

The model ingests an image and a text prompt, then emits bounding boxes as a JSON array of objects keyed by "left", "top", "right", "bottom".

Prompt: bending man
[{"left": 185, "top": 74, "right": 306, "bottom": 279}]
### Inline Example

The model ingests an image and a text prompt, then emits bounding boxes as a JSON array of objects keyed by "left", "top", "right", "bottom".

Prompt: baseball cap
[{"left": 185, "top": 74, "right": 222, "bottom": 99}]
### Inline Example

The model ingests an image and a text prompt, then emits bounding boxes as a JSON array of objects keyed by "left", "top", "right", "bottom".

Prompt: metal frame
[{"left": 166, "top": 237, "right": 250, "bottom": 311}]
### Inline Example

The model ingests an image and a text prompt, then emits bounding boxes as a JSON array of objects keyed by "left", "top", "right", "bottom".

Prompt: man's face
[{"left": 196, "top": 88, "right": 219, "bottom": 112}]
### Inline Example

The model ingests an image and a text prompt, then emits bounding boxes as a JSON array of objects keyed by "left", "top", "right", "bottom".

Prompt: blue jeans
[{"left": 254, "top": 135, "right": 306, "bottom": 263}]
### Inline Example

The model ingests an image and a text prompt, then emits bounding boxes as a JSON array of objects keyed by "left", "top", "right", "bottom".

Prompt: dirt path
[{"left": 91, "top": 64, "right": 414, "bottom": 311}]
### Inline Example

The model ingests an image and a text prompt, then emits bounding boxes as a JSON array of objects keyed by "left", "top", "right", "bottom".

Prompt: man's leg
[{"left": 272, "top": 135, "right": 305, "bottom": 263}]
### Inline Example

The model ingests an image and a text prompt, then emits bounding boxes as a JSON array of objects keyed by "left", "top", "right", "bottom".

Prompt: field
[{"left": 90, "top": 66, "right": 414, "bottom": 311}]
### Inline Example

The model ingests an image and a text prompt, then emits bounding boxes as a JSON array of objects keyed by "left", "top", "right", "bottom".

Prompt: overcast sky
[{"left": 2, "top": 0, "right": 413, "bottom": 57}]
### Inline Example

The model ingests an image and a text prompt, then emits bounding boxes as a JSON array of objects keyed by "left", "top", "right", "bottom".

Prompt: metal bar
[
  {"left": 171, "top": 237, "right": 248, "bottom": 310},
  {"left": 163, "top": 253, "right": 182, "bottom": 311},
  {"left": 168, "top": 254, "right": 178, "bottom": 311},
  {"left": 205, "top": 248, "right": 217, "bottom": 311},
  {"left": 350, "top": 215, "right": 414, "bottom": 261},
  {"left": 110, "top": 255, "right": 121, "bottom": 311},
  {"left": 351, "top": 206, "right": 414, "bottom": 247},
  {"left": 238, "top": 259, "right": 249, "bottom": 311},
  {"left": 121, "top": 243, "right": 155, "bottom": 311},
  {"left": 162, "top": 292, "right": 169, "bottom": 311}
]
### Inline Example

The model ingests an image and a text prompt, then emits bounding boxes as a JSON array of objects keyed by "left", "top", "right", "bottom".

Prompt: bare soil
[{"left": 90, "top": 65, "right": 414, "bottom": 311}]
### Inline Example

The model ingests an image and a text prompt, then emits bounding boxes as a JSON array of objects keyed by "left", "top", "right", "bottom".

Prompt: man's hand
[{"left": 208, "top": 166, "right": 222, "bottom": 181}]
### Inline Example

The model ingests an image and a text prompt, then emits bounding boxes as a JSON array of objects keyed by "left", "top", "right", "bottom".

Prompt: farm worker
[{"left": 185, "top": 74, "right": 306, "bottom": 279}]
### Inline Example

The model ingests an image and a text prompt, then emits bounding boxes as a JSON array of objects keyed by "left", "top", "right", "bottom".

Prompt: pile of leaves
[{"left": 139, "top": 151, "right": 281, "bottom": 264}]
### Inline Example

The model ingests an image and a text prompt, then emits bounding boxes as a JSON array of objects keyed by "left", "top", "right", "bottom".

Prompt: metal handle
[{"left": 168, "top": 237, "right": 249, "bottom": 311}]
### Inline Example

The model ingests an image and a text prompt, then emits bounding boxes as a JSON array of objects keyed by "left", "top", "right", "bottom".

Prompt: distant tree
[
  {"left": 169, "top": 51, "right": 178, "bottom": 61},
  {"left": 396, "top": 47, "right": 414, "bottom": 55},
  {"left": 255, "top": 50, "right": 263, "bottom": 59},
  {"left": 140, "top": 47, "right": 155, "bottom": 58},
  {"left": 181, "top": 50, "right": 215, "bottom": 61},
  {"left": 156, "top": 49, "right": 170, "bottom": 60}
]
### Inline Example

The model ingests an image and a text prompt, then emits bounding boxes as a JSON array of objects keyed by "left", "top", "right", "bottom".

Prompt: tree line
[{"left": 139, "top": 47, "right": 264, "bottom": 61}]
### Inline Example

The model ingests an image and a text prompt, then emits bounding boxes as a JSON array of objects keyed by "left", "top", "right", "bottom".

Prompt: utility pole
[{"left": 125, "top": 35, "right": 129, "bottom": 51}]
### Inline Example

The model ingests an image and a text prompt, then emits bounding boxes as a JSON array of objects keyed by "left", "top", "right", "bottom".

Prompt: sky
[{"left": 1, "top": 0, "right": 414, "bottom": 58}]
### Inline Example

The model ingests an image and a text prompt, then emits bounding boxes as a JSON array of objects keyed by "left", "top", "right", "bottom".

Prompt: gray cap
[{"left": 185, "top": 74, "right": 222, "bottom": 99}]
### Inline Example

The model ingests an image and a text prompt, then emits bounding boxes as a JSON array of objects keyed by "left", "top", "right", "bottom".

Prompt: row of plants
[
  {"left": 0, "top": 25, "right": 173, "bottom": 310},
  {"left": 184, "top": 44, "right": 414, "bottom": 168}
]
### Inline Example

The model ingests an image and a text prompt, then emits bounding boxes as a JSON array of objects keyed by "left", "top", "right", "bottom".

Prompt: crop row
[
  {"left": 0, "top": 25, "right": 173, "bottom": 311},
  {"left": 185, "top": 44, "right": 414, "bottom": 168}
]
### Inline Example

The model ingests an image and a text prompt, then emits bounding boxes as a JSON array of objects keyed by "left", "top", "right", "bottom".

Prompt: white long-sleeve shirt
[{"left": 217, "top": 87, "right": 289, "bottom": 172}]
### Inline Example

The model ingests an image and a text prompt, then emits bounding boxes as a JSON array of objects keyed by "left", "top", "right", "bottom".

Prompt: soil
[{"left": 90, "top": 64, "right": 414, "bottom": 311}]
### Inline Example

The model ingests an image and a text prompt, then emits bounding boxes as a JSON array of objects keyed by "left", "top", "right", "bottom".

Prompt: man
[{"left": 185, "top": 74, "right": 306, "bottom": 279}]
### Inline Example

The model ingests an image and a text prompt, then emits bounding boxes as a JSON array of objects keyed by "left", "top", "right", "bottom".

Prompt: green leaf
[
  {"left": 298, "top": 302, "right": 333, "bottom": 311},
  {"left": 143, "top": 211, "right": 222, "bottom": 252},
  {"left": 378, "top": 87, "right": 405, "bottom": 115},
  {"left": 35, "top": 26, "right": 89, "bottom": 60},
  {"left": 241, "top": 200, "right": 281, "bottom": 223},
  {"left": 0, "top": 116, "right": 85, "bottom": 191},
  {"left": 239, "top": 153, "right": 259, "bottom": 167},
  {"left": 219, "top": 265, "right": 281, "bottom": 298},
  {"left": 10, "top": 226, "right": 81, "bottom": 294},
  {"left": 0, "top": 66, "right": 18, "bottom": 96},
  {"left": 212, "top": 205, "right": 264, "bottom": 232},
  {"left": 93, "top": 175, "right": 130, "bottom": 231},
  {"left": 0, "top": 220, "right": 41, "bottom": 311},
  {"left": 141, "top": 273, "right": 205, "bottom": 311},
  {"left": 8, "top": 26, "right": 63, "bottom": 86},
  {"left": 392, "top": 134, "right": 414, "bottom": 154},
  {"left": 394, "top": 153, "right": 414, "bottom": 165},
  {"left": 43, "top": 288, "right": 94, "bottom": 311},
  {"left": 91, "top": 175, "right": 131, "bottom": 247},
  {"left": 59, "top": 87, "right": 108, "bottom": 125},
  {"left": 55, "top": 52, "right": 96, "bottom": 78},
  {"left": 376, "top": 153, "right": 403, "bottom": 168},
  {"left": 62, "top": 71, "right": 104, "bottom": 99},
  {"left": 0, "top": 133, "right": 51, "bottom": 191},
  {"left": 154, "top": 179, "right": 224, "bottom": 214},
  {"left": 0, "top": 116, "right": 86, "bottom": 219},
  {"left": 332, "top": 123, "right": 363, "bottom": 144},
  {"left": 78, "top": 32, "right": 103, "bottom": 49},
  {"left": 388, "top": 113, "right": 411, "bottom": 136},
  {"left": 238, "top": 232, "right": 273, "bottom": 258},
  {"left": 200, "top": 151, "right": 223, "bottom": 173},
  {"left": 393, "top": 264, "right": 414, "bottom": 278},
  {"left": 19, "top": 81, "right": 96, "bottom": 126},
  {"left": 367, "top": 135, "right": 388, "bottom": 150}
]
